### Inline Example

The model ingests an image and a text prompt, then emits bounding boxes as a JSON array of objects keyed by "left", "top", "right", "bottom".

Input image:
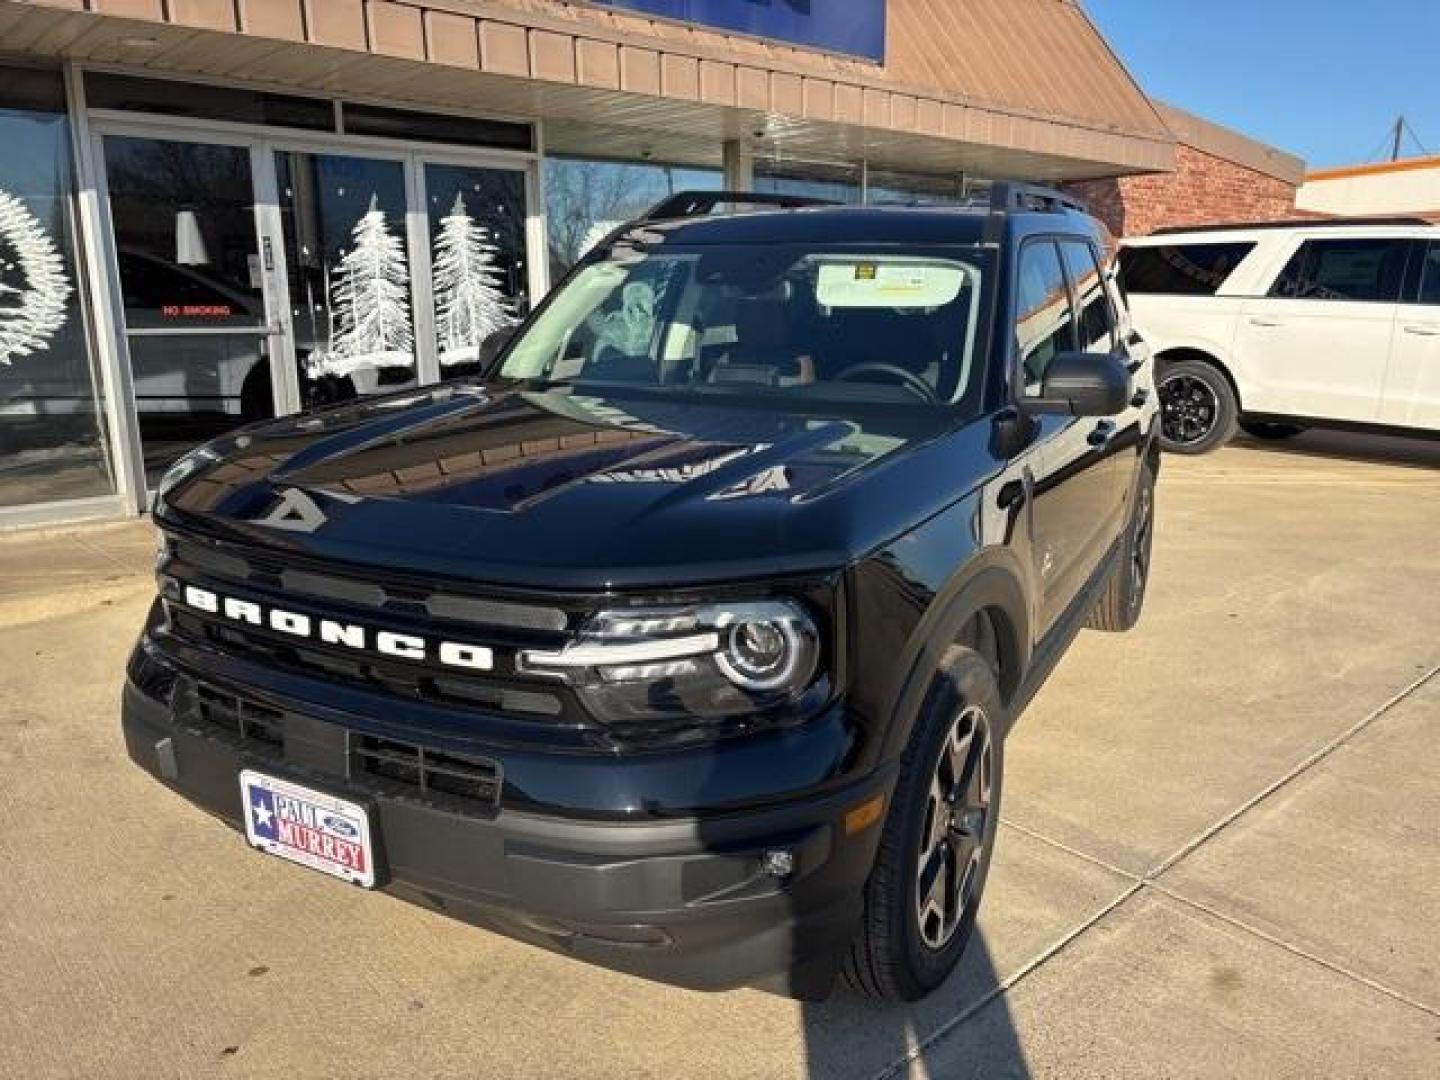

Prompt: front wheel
[
  {"left": 1158, "top": 358, "right": 1238, "bottom": 454},
  {"left": 842, "top": 648, "right": 1004, "bottom": 1001}
]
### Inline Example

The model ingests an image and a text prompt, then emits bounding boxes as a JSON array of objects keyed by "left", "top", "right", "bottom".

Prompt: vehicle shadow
[
  {"left": 1230, "top": 428, "right": 1440, "bottom": 470},
  {"left": 797, "top": 932, "right": 1029, "bottom": 1080}
]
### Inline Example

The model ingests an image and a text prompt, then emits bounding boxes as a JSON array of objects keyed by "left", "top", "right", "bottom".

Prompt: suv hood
[{"left": 159, "top": 384, "right": 989, "bottom": 589}]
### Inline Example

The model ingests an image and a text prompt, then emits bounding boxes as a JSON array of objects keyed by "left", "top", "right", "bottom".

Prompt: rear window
[{"left": 1119, "top": 242, "right": 1255, "bottom": 296}]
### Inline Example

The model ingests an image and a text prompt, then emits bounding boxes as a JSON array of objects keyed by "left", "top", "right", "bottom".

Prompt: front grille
[
  {"left": 352, "top": 735, "right": 503, "bottom": 809},
  {"left": 182, "top": 679, "right": 503, "bottom": 816},
  {"left": 172, "top": 538, "right": 568, "bottom": 632},
  {"left": 191, "top": 682, "right": 285, "bottom": 754},
  {"left": 168, "top": 609, "right": 566, "bottom": 720},
  {"left": 158, "top": 532, "right": 583, "bottom": 729}
]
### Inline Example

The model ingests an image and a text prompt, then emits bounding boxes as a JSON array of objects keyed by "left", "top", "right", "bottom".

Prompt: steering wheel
[{"left": 833, "top": 362, "right": 938, "bottom": 402}]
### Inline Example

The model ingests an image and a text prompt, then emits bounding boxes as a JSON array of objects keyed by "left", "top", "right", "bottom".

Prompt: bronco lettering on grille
[{"left": 180, "top": 585, "right": 495, "bottom": 672}]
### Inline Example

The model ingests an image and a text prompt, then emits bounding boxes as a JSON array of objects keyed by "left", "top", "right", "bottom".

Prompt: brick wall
[{"left": 1066, "top": 143, "right": 1299, "bottom": 237}]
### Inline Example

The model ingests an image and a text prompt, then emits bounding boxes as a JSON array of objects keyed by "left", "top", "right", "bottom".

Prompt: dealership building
[{"left": 0, "top": 0, "right": 1295, "bottom": 525}]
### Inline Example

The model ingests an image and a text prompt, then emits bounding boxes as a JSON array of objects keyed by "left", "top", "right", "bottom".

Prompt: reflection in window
[
  {"left": 866, "top": 169, "right": 967, "bottom": 206},
  {"left": 754, "top": 159, "right": 861, "bottom": 206},
  {"left": 544, "top": 157, "right": 722, "bottom": 278},
  {"left": 1268, "top": 239, "right": 1408, "bottom": 303},
  {"left": 1015, "top": 242, "right": 1074, "bottom": 396},
  {"left": 0, "top": 68, "right": 114, "bottom": 508},
  {"left": 1119, "top": 242, "right": 1255, "bottom": 297},
  {"left": 1060, "top": 240, "right": 1115, "bottom": 354}
]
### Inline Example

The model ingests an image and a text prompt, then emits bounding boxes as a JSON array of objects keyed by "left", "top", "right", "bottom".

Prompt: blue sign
[{"left": 590, "top": 1, "right": 886, "bottom": 63}]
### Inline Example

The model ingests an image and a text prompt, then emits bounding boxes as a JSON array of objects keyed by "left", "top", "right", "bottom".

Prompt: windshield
[{"left": 500, "top": 244, "right": 991, "bottom": 407}]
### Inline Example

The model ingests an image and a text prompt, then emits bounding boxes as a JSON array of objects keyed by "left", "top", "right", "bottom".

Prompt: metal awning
[{"left": 0, "top": 0, "right": 1175, "bottom": 181}]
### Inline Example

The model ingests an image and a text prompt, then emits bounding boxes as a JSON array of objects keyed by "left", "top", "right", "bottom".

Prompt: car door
[
  {"left": 1233, "top": 236, "right": 1410, "bottom": 422},
  {"left": 1381, "top": 239, "right": 1440, "bottom": 430},
  {"left": 1014, "top": 239, "right": 1122, "bottom": 635}
]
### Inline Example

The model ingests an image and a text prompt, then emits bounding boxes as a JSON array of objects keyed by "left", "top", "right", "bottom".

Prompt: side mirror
[{"left": 1028, "top": 352, "right": 1130, "bottom": 417}]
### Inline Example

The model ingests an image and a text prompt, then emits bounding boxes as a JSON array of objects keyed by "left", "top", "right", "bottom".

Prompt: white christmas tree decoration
[
  {"left": 432, "top": 194, "right": 515, "bottom": 367},
  {"left": 0, "top": 189, "right": 72, "bottom": 366},
  {"left": 308, "top": 195, "right": 413, "bottom": 379}
]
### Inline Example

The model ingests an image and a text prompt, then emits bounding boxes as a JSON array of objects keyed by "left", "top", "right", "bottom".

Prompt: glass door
[
  {"left": 418, "top": 160, "right": 532, "bottom": 379},
  {"left": 273, "top": 150, "right": 418, "bottom": 409},
  {"left": 98, "top": 133, "right": 282, "bottom": 487}
]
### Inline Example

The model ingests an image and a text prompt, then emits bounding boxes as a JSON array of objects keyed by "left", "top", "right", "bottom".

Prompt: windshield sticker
[{"left": 816, "top": 261, "right": 965, "bottom": 309}]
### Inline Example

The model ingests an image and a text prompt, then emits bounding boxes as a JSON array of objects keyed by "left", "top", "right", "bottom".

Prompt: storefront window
[
  {"left": 545, "top": 157, "right": 722, "bottom": 279},
  {"left": 424, "top": 164, "right": 529, "bottom": 379},
  {"left": 275, "top": 151, "right": 416, "bottom": 408},
  {"left": 866, "top": 169, "right": 968, "bottom": 207},
  {"left": 0, "top": 68, "right": 113, "bottom": 509},
  {"left": 754, "top": 160, "right": 861, "bottom": 205}
]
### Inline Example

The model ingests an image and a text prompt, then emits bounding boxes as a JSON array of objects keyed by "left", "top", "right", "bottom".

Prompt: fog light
[{"left": 762, "top": 849, "right": 795, "bottom": 879}]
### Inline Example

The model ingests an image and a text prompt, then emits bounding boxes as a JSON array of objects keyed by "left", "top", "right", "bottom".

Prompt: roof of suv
[
  {"left": 603, "top": 185, "right": 1106, "bottom": 250},
  {"left": 1125, "top": 217, "right": 1440, "bottom": 246}
]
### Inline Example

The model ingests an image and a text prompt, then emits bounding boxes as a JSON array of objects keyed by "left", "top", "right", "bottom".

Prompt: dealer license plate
[{"left": 239, "top": 770, "right": 376, "bottom": 888}]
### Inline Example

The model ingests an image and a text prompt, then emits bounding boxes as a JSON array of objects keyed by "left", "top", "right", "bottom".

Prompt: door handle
[
  {"left": 1087, "top": 420, "right": 1117, "bottom": 447},
  {"left": 1403, "top": 324, "right": 1440, "bottom": 336},
  {"left": 1248, "top": 317, "right": 1283, "bottom": 328}
]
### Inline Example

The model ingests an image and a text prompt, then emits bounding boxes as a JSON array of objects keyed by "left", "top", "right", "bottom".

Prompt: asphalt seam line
[{"left": 882, "top": 665, "right": 1440, "bottom": 1077}]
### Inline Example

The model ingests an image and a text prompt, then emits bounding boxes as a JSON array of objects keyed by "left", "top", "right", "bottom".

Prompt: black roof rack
[
  {"left": 1150, "top": 215, "right": 1435, "bottom": 235},
  {"left": 640, "top": 190, "right": 837, "bottom": 223},
  {"left": 986, "top": 181, "right": 1090, "bottom": 216}
]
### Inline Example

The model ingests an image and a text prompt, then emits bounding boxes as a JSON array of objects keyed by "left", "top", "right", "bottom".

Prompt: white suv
[{"left": 1119, "top": 221, "right": 1440, "bottom": 453}]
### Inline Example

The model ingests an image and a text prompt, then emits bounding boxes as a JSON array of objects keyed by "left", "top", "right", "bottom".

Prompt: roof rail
[
  {"left": 1149, "top": 215, "right": 1436, "bottom": 235},
  {"left": 987, "top": 181, "right": 1090, "bottom": 216},
  {"left": 639, "top": 190, "right": 837, "bottom": 222}
]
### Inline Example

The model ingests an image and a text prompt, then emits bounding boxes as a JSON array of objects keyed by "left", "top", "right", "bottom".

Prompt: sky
[{"left": 1084, "top": 0, "right": 1440, "bottom": 169}]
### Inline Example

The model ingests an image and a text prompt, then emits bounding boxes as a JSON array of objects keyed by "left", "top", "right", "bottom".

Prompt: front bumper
[{"left": 121, "top": 651, "right": 893, "bottom": 997}]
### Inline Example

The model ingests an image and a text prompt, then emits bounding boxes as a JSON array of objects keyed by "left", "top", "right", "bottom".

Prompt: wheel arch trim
[{"left": 880, "top": 552, "right": 1032, "bottom": 761}]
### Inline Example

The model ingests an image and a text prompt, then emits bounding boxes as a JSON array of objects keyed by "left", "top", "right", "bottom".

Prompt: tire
[
  {"left": 842, "top": 647, "right": 1004, "bottom": 1001},
  {"left": 1157, "top": 358, "right": 1238, "bottom": 454},
  {"left": 1240, "top": 421, "right": 1304, "bottom": 441},
  {"left": 1087, "top": 458, "right": 1156, "bottom": 633}
]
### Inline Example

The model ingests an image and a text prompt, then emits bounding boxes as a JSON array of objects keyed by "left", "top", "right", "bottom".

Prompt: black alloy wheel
[
  {"left": 1156, "top": 357, "right": 1239, "bottom": 455},
  {"left": 914, "top": 704, "right": 995, "bottom": 951},
  {"left": 1159, "top": 373, "right": 1218, "bottom": 446}
]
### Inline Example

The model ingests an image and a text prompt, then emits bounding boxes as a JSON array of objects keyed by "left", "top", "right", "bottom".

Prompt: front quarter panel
[{"left": 847, "top": 479, "right": 1035, "bottom": 771}]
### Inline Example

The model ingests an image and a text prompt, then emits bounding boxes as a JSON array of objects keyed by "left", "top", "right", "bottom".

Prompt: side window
[
  {"left": 1118, "top": 242, "right": 1255, "bottom": 296},
  {"left": 1015, "top": 241, "right": 1075, "bottom": 397},
  {"left": 1267, "top": 238, "right": 1408, "bottom": 302},
  {"left": 1416, "top": 243, "right": 1440, "bottom": 306},
  {"left": 1060, "top": 240, "right": 1115, "bottom": 353}
]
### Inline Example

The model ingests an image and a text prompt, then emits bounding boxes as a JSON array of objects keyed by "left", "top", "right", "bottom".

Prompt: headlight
[{"left": 520, "top": 599, "right": 823, "bottom": 733}]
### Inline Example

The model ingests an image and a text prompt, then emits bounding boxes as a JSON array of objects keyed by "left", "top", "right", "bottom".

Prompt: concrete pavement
[{"left": 1, "top": 429, "right": 1437, "bottom": 1079}]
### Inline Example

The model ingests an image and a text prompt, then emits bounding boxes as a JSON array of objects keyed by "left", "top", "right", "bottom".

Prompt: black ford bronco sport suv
[{"left": 124, "top": 184, "right": 1160, "bottom": 1002}]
